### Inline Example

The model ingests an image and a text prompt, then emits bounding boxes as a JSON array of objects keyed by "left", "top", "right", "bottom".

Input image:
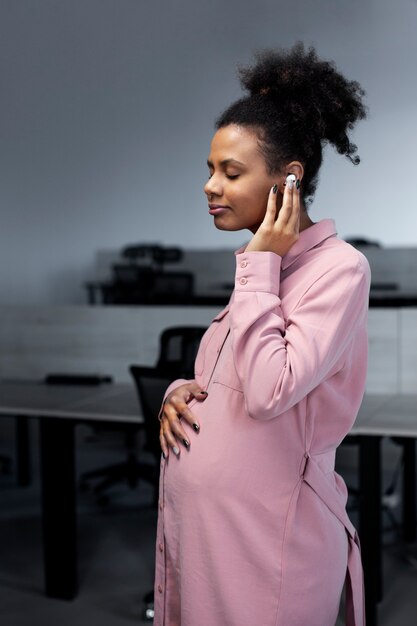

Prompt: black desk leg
[
  {"left": 16, "top": 416, "right": 30, "bottom": 486},
  {"left": 39, "top": 418, "right": 77, "bottom": 600},
  {"left": 359, "top": 435, "right": 382, "bottom": 626},
  {"left": 401, "top": 438, "right": 416, "bottom": 542}
]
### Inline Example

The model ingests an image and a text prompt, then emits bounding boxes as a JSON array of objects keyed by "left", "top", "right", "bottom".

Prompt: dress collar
[
  {"left": 281, "top": 219, "right": 337, "bottom": 270},
  {"left": 234, "top": 219, "right": 337, "bottom": 270}
]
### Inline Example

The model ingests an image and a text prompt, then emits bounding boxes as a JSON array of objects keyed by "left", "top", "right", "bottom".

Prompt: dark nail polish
[
  {"left": 192, "top": 423, "right": 200, "bottom": 432},
  {"left": 199, "top": 391, "right": 208, "bottom": 396},
  {"left": 296, "top": 179, "right": 301, "bottom": 189},
  {"left": 183, "top": 438, "right": 190, "bottom": 449},
  {"left": 272, "top": 184, "right": 278, "bottom": 194},
  {"left": 162, "top": 452, "right": 166, "bottom": 459}
]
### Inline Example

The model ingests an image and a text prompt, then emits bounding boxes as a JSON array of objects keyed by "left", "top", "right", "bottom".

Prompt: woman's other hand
[
  {"left": 159, "top": 382, "right": 208, "bottom": 458},
  {"left": 245, "top": 177, "right": 300, "bottom": 257}
]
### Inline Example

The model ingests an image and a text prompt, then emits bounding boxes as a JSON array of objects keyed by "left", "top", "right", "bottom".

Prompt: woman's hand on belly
[{"left": 160, "top": 382, "right": 208, "bottom": 458}]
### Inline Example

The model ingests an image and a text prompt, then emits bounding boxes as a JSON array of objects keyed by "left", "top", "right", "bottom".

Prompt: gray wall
[{"left": 1, "top": 0, "right": 416, "bottom": 304}]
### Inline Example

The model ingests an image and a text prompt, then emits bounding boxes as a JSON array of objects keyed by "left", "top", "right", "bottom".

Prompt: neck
[{"left": 299, "top": 206, "right": 314, "bottom": 232}]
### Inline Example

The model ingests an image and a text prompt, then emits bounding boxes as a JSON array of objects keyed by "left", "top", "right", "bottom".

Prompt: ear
[{"left": 278, "top": 161, "right": 305, "bottom": 193}]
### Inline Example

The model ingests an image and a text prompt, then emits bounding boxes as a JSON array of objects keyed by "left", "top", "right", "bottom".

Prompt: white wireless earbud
[
  {"left": 284, "top": 174, "right": 297, "bottom": 190},
  {"left": 285, "top": 174, "right": 296, "bottom": 185}
]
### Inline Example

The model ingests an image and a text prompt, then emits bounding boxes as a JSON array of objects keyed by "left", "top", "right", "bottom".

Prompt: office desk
[
  {"left": 350, "top": 393, "right": 417, "bottom": 626},
  {"left": 1, "top": 384, "right": 416, "bottom": 624},
  {"left": 0, "top": 381, "right": 141, "bottom": 600}
]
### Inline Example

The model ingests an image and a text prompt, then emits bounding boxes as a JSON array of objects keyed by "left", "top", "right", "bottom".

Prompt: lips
[{"left": 208, "top": 204, "right": 230, "bottom": 216}]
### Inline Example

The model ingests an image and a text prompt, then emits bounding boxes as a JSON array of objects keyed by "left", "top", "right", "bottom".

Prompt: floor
[{"left": 1, "top": 418, "right": 417, "bottom": 626}]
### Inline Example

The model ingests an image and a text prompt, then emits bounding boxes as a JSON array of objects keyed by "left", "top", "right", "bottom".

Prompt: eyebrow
[{"left": 206, "top": 158, "right": 246, "bottom": 168}]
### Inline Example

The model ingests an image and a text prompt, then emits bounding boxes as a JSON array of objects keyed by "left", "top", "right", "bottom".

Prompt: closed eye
[{"left": 207, "top": 172, "right": 239, "bottom": 180}]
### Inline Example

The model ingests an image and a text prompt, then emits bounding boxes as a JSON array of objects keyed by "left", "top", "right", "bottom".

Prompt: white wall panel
[
  {"left": 400, "top": 309, "right": 417, "bottom": 393},
  {"left": 0, "top": 306, "right": 218, "bottom": 383},
  {"left": 366, "top": 309, "right": 400, "bottom": 393},
  {"left": 1, "top": 306, "right": 414, "bottom": 394}
]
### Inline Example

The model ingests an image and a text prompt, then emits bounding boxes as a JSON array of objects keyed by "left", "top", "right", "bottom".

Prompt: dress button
[
  {"left": 159, "top": 542, "right": 164, "bottom": 552},
  {"left": 158, "top": 584, "right": 163, "bottom": 593},
  {"left": 240, "top": 260, "right": 248, "bottom": 268},
  {"left": 239, "top": 277, "right": 248, "bottom": 285}
]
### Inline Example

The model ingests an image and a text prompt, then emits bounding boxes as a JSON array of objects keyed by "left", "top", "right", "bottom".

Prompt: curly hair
[{"left": 215, "top": 43, "right": 367, "bottom": 204}]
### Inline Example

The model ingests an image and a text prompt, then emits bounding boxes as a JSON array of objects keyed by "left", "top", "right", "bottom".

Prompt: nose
[{"left": 204, "top": 174, "right": 222, "bottom": 199}]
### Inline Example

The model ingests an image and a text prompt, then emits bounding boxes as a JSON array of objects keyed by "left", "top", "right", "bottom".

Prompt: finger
[
  {"left": 278, "top": 178, "right": 294, "bottom": 224},
  {"left": 163, "top": 403, "right": 192, "bottom": 448},
  {"left": 263, "top": 185, "right": 280, "bottom": 227},
  {"left": 187, "top": 383, "right": 208, "bottom": 403},
  {"left": 194, "top": 390, "right": 208, "bottom": 402},
  {"left": 161, "top": 418, "right": 182, "bottom": 456},
  {"left": 159, "top": 429, "right": 169, "bottom": 459},
  {"left": 169, "top": 394, "right": 201, "bottom": 430},
  {"left": 287, "top": 179, "right": 301, "bottom": 228}
]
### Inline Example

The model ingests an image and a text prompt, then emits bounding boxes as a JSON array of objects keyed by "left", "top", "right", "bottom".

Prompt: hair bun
[
  {"left": 239, "top": 44, "right": 310, "bottom": 101},
  {"left": 238, "top": 42, "right": 366, "bottom": 152}
]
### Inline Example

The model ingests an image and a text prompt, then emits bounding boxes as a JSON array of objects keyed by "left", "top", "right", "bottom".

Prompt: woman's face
[{"left": 204, "top": 124, "right": 279, "bottom": 233}]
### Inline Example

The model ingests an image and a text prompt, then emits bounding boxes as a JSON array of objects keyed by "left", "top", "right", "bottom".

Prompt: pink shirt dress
[{"left": 154, "top": 219, "right": 370, "bottom": 626}]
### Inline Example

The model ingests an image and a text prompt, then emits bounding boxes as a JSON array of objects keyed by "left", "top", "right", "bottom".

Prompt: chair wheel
[{"left": 142, "top": 602, "right": 154, "bottom": 621}]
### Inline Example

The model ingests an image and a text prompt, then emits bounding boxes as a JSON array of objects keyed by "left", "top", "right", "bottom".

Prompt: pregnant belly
[{"left": 162, "top": 384, "right": 298, "bottom": 510}]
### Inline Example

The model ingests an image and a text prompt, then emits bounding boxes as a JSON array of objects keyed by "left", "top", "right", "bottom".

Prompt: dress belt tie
[{"left": 302, "top": 455, "right": 366, "bottom": 626}]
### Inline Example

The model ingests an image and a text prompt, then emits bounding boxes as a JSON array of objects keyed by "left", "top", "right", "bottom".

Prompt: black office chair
[
  {"left": 98, "top": 239, "right": 194, "bottom": 306},
  {"left": 128, "top": 366, "right": 174, "bottom": 502},
  {"left": 99, "top": 269, "right": 195, "bottom": 305},
  {"left": 79, "top": 326, "right": 207, "bottom": 505},
  {"left": 153, "top": 271, "right": 194, "bottom": 304},
  {"left": 156, "top": 326, "right": 207, "bottom": 377}
]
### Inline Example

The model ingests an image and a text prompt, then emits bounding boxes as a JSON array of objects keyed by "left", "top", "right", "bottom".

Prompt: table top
[
  {"left": 0, "top": 380, "right": 142, "bottom": 424},
  {"left": 1, "top": 382, "right": 416, "bottom": 436}
]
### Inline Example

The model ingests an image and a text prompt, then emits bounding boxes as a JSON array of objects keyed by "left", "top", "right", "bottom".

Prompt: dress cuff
[{"left": 235, "top": 251, "right": 282, "bottom": 294}]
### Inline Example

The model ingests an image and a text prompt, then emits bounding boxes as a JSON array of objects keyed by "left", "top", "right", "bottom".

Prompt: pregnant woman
[{"left": 155, "top": 43, "right": 369, "bottom": 626}]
